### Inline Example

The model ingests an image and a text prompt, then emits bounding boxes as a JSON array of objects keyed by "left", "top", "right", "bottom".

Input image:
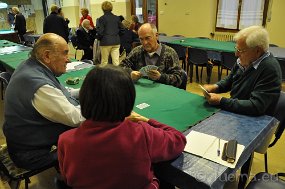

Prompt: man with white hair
[
  {"left": 76, "top": 19, "right": 96, "bottom": 60},
  {"left": 203, "top": 25, "right": 282, "bottom": 116}
]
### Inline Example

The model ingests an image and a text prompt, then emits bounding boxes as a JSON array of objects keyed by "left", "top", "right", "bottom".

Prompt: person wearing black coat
[
  {"left": 76, "top": 19, "right": 96, "bottom": 60},
  {"left": 12, "top": 7, "right": 26, "bottom": 42},
  {"left": 43, "top": 5, "right": 69, "bottom": 43}
]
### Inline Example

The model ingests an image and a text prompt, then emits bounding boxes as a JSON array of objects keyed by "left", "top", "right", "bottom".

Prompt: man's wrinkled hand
[
  {"left": 147, "top": 70, "right": 161, "bottom": 80},
  {"left": 131, "top": 71, "right": 142, "bottom": 82}
]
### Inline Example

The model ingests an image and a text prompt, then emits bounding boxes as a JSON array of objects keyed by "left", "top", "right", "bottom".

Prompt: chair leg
[
  {"left": 1, "top": 81, "right": 3, "bottom": 100},
  {"left": 264, "top": 152, "right": 268, "bottom": 172},
  {"left": 200, "top": 66, "right": 203, "bottom": 83},
  {"left": 9, "top": 180, "right": 21, "bottom": 189},
  {"left": 189, "top": 63, "right": 194, "bottom": 83},
  {"left": 195, "top": 65, "right": 199, "bottom": 83},
  {"left": 25, "top": 178, "right": 31, "bottom": 189},
  {"left": 206, "top": 64, "right": 213, "bottom": 84},
  {"left": 75, "top": 49, "right": 77, "bottom": 60},
  {"left": 218, "top": 65, "right": 222, "bottom": 81}
]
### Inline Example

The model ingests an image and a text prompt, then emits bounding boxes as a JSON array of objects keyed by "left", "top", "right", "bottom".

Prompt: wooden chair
[{"left": 0, "top": 144, "right": 55, "bottom": 189}]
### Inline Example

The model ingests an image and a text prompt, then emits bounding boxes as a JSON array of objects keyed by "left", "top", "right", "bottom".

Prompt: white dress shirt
[{"left": 32, "top": 85, "right": 84, "bottom": 127}]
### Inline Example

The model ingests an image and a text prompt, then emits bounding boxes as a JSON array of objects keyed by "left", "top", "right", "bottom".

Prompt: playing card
[
  {"left": 136, "top": 103, "right": 150, "bottom": 110},
  {"left": 139, "top": 65, "right": 158, "bottom": 76}
]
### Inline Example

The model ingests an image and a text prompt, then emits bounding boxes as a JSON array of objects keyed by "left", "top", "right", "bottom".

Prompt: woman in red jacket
[{"left": 58, "top": 65, "right": 186, "bottom": 189}]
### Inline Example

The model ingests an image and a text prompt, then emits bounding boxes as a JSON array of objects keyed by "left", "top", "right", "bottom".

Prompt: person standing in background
[
  {"left": 97, "top": 1, "right": 124, "bottom": 65},
  {"left": 129, "top": 15, "right": 142, "bottom": 34},
  {"left": 43, "top": 4, "right": 69, "bottom": 43},
  {"left": 79, "top": 8, "right": 94, "bottom": 28},
  {"left": 7, "top": 8, "right": 15, "bottom": 27},
  {"left": 12, "top": 7, "right": 26, "bottom": 43},
  {"left": 120, "top": 20, "right": 138, "bottom": 55},
  {"left": 58, "top": 8, "right": 70, "bottom": 26},
  {"left": 76, "top": 19, "right": 96, "bottom": 61}
]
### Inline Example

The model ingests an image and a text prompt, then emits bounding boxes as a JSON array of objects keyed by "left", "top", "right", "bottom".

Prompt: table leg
[{"left": 238, "top": 153, "right": 254, "bottom": 189}]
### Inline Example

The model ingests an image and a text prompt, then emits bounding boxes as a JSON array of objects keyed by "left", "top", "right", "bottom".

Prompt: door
[{"left": 131, "top": 0, "right": 157, "bottom": 27}]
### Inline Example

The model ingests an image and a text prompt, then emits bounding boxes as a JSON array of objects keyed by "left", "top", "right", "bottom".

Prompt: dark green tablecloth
[
  {"left": 0, "top": 40, "right": 19, "bottom": 48},
  {"left": 58, "top": 68, "right": 218, "bottom": 132},
  {"left": 170, "top": 38, "right": 235, "bottom": 52},
  {"left": 0, "top": 51, "right": 30, "bottom": 70}
]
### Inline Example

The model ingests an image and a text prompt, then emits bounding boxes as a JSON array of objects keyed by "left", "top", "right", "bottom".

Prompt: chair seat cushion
[
  {"left": 0, "top": 144, "right": 30, "bottom": 179},
  {"left": 246, "top": 172, "right": 285, "bottom": 189}
]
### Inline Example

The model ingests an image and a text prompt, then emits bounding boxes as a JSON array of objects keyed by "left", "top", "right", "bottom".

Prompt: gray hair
[{"left": 234, "top": 25, "right": 269, "bottom": 51}]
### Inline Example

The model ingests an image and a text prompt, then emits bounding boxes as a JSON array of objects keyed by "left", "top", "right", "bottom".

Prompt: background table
[
  {"left": 0, "top": 30, "right": 19, "bottom": 43},
  {"left": 0, "top": 51, "right": 30, "bottom": 72},
  {"left": 0, "top": 40, "right": 19, "bottom": 48}
]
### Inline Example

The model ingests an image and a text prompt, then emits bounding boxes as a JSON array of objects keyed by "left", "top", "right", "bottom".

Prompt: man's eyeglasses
[{"left": 234, "top": 46, "right": 252, "bottom": 53}]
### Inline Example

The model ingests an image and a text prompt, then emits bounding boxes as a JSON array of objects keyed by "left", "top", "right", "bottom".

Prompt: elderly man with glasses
[{"left": 202, "top": 25, "right": 282, "bottom": 116}]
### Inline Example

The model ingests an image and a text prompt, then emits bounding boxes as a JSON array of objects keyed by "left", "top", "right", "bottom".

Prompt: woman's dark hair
[{"left": 80, "top": 65, "right": 136, "bottom": 122}]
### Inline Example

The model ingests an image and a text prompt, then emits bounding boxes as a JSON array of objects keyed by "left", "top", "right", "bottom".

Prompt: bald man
[
  {"left": 76, "top": 19, "right": 96, "bottom": 60},
  {"left": 3, "top": 33, "right": 84, "bottom": 170},
  {"left": 120, "top": 23, "right": 184, "bottom": 88}
]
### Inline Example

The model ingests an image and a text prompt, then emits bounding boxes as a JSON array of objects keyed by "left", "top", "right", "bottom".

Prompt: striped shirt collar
[{"left": 237, "top": 51, "right": 270, "bottom": 71}]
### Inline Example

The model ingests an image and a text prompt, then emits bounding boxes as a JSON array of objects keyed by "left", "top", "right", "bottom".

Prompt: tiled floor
[{"left": 0, "top": 44, "right": 284, "bottom": 189}]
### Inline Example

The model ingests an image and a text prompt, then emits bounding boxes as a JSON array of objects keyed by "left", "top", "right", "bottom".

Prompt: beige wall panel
[
  {"left": 266, "top": 0, "right": 285, "bottom": 47},
  {"left": 158, "top": 0, "right": 217, "bottom": 38},
  {"left": 34, "top": 10, "right": 44, "bottom": 34},
  {"left": 62, "top": 6, "right": 80, "bottom": 28}
]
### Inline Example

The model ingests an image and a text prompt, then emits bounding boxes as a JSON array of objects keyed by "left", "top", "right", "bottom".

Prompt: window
[{"left": 216, "top": 0, "right": 269, "bottom": 31}]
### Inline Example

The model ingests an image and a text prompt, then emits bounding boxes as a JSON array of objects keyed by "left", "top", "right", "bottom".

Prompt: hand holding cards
[
  {"left": 199, "top": 84, "right": 210, "bottom": 98},
  {"left": 139, "top": 65, "right": 158, "bottom": 77}
]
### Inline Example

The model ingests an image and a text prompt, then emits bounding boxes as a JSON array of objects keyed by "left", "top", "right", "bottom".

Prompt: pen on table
[{"left": 217, "top": 138, "right": 220, "bottom": 156}]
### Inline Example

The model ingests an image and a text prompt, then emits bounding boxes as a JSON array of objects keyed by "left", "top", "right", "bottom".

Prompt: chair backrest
[
  {"left": 23, "top": 34, "right": 35, "bottom": 47},
  {"left": 255, "top": 91, "right": 285, "bottom": 153},
  {"left": 158, "top": 33, "right": 167, "bottom": 36},
  {"left": 221, "top": 51, "right": 237, "bottom": 70},
  {"left": 172, "top": 35, "right": 185, "bottom": 37},
  {"left": 277, "top": 58, "right": 285, "bottom": 81},
  {"left": 0, "top": 72, "right": 11, "bottom": 85},
  {"left": 246, "top": 172, "right": 285, "bottom": 189},
  {"left": 81, "top": 59, "right": 94, "bottom": 64},
  {"left": 167, "top": 43, "right": 186, "bottom": 59},
  {"left": 196, "top": 37, "right": 210, "bottom": 39},
  {"left": 269, "top": 43, "right": 279, "bottom": 47},
  {"left": 270, "top": 91, "right": 285, "bottom": 147},
  {"left": 187, "top": 48, "right": 208, "bottom": 65}
]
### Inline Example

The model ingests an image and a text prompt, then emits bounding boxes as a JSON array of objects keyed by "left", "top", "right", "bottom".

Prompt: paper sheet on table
[
  {"left": 66, "top": 61, "right": 93, "bottom": 71},
  {"left": 66, "top": 61, "right": 84, "bottom": 71},
  {"left": 184, "top": 131, "right": 245, "bottom": 168}
]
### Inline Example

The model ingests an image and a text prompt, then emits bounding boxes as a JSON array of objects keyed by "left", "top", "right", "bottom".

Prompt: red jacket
[
  {"left": 79, "top": 15, "right": 94, "bottom": 28},
  {"left": 58, "top": 119, "right": 186, "bottom": 189}
]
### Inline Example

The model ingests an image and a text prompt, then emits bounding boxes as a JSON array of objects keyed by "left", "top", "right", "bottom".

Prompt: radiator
[{"left": 212, "top": 32, "right": 235, "bottom": 42}]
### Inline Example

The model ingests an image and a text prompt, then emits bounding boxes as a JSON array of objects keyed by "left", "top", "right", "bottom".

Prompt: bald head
[
  {"left": 138, "top": 23, "right": 159, "bottom": 53},
  {"left": 82, "top": 19, "right": 92, "bottom": 30},
  {"left": 138, "top": 23, "right": 157, "bottom": 35},
  {"left": 30, "top": 33, "right": 66, "bottom": 60}
]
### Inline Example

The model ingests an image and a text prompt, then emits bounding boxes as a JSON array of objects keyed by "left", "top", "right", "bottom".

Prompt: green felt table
[
  {"left": 170, "top": 38, "right": 236, "bottom": 52},
  {"left": 0, "top": 40, "right": 19, "bottom": 47},
  {"left": 58, "top": 67, "right": 218, "bottom": 131},
  {"left": 0, "top": 51, "right": 30, "bottom": 70}
]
